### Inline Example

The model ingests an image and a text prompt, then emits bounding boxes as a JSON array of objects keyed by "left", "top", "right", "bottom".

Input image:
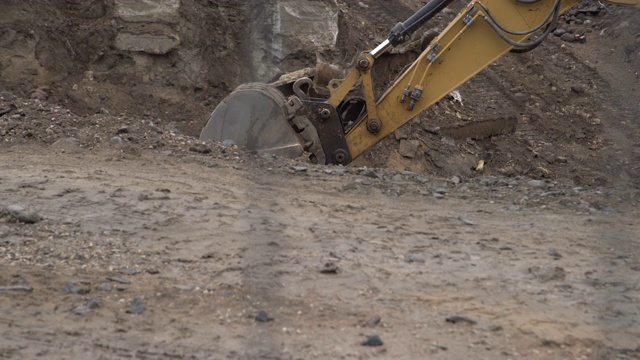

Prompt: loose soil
[{"left": 1, "top": 1, "right": 640, "bottom": 359}]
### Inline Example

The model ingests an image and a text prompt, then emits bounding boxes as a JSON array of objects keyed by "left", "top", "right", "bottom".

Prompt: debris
[
  {"left": 292, "top": 166, "right": 308, "bottom": 172},
  {"left": 475, "top": 160, "right": 485, "bottom": 171},
  {"left": 449, "top": 90, "right": 463, "bottom": 105},
  {"left": 0, "top": 285, "right": 33, "bottom": 292}
]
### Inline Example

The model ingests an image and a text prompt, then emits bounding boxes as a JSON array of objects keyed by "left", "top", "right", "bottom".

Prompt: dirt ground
[{"left": 1, "top": 0, "right": 640, "bottom": 359}]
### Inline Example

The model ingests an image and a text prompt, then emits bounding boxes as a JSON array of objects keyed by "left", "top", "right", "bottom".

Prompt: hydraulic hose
[
  {"left": 483, "top": 0, "right": 561, "bottom": 49},
  {"left": 478, "top": 0, "right": 561, "bottom": 36},
  {"left": 387, "top": 0, "right": 456, "bottom": 46}
]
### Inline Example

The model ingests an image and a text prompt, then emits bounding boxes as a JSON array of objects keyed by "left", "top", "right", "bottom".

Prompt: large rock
[
  {"left": 115, "top": 32, "right": 180, "bottom": 55},
  {"left": 249, "top": 0, "right": 339, "bottom": 81},
  {"left": 114, "top": 0, "right": 180, "bottom": 24}
]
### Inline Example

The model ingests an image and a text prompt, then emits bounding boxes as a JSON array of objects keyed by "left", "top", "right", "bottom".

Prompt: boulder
[
  {"left": 249, "top": 0, "right": 339, "bottom": 81},
  {"left": 114, "top": 0, "right": 180, "bottom": 24},
  {"left": 115, "top": 32, "right": 180, "bottom": 55}
]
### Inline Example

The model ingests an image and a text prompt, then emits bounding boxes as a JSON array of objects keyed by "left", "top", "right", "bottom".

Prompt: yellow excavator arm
[
  {"left": 340, "top": 0, "right": 638, "bottom": 160},
  {"left": 200, "top": 0, "right": 638, "bottom": 165}
]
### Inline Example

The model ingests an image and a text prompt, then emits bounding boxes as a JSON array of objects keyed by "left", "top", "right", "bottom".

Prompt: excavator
[{"left": 200, "top": 0, "right": 639, "bottom": 165}]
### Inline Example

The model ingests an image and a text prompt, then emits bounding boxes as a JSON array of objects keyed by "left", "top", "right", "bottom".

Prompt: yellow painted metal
[
  {"left": 343, "top": 0, "right": 584, "bottom": 159},
  {"left": 327, "top": 68, "right": 360, "bottom": 108}
]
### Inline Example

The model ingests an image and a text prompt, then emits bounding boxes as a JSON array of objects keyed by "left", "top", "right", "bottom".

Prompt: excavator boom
[{"left": 201, "top": 0, "right": 638, "bottom": 165}]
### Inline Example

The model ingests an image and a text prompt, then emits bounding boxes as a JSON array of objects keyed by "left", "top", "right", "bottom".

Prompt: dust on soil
[{"left": 1, "top": 1, "right": 640, "bottom": 359}]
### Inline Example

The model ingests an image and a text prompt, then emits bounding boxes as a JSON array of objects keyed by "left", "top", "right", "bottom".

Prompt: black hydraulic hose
[
  {"left": 484, "top": 0, "right": 560, "bottom": 49},
  {"left": 478, "top": 0, "right": 561, "bottom": 36},
  {"left": 387, "top": 0, "right": 456, "bottom": 46}
]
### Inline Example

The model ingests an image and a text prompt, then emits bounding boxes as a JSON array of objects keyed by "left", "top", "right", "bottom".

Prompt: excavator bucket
[{"left": 200, "top": 83, "right": 305, "bottom": 159}]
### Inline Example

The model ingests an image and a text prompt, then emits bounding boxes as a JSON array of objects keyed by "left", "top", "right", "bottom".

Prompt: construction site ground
[{"left": 1, "top": 1, "right": 640, "bottom": 359}]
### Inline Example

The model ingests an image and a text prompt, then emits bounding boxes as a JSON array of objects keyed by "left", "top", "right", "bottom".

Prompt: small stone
[
  {"left": 528, "top": 266, "right": 566, "bottom": 282},
  {"left": 445, "top": 315, "right": 477, "bottom": 325},
  {"left": 189, "top": 144, "right": 212, "bottom": 154},
  {"left": 165, "top": 125, "right": 182, "bottom": 135},
  {"left": 363, "top": 315, "right": 382, "bottom": 327},
  {"left": 149, "top": 124, "right": 163, "bottom": 134},
  {"left": 86, "top": 299, "right": 100, "bottom": 309},
  {"left": 63, "top": 282, "right": 90, "bottom": 295},
  {"left": 449, "top": 176, "right": 461, "bottom": 185},
  {"left": 405, "top": 253, "right": 426, "bottom": 263},
  {"left": 222, "top": 139, "right": 235, "bottom": 148},
  {"left": 361, "top": 335, "right": 384, "bottom": 347},
  {"left": 116, "top": 285, "right": 129, "bottom": 292},
  {"left": 570, "top": 85, "right": 586, "bottom": 94},
  {"left": 360, "top": 169, "right": 381, "bottom": 179},
  {"left": 527, "top": 180, "right": 546, "bottom": 188},
  {"left": 126, "top": 297, "right": 145, "bottom": 314},
  {"left": 560, "top": 33, "right": 576, "bottom": 42},
  {"left": 117, "top": 126, "right": 129, "bottom": 134},
  {"left": 292, "top": 166, "right": 308, "bottom": 172},
  {"left": 174, "top": 285, "right": 196, "bottom": 292},
  {"left": 399, "top": 139, "right": 420, "bottom": 158},
  {"left": 548, "top": 249, "right": 562, "bottom": 260},
  {"left": 0, "top": 92, "right": 17, "bottom": 101},
  {"left": 320, "top": 262, "right": 339, "bottom": 274},
  {"left": 0, "top": 285, "right": 33, "bottom": 292},
  {"left": 458, "top": 216, "right": 476, "bottom": 226},
  {"left": 72, "top": 306, "right": 91, "bottom": 315},
  {"left": 109, "top": 136, "right": 125, "bottom": 147},
  {"left": 255, "top": 311, "right": 274, "bottom": 323},
  {"left": 553, "top": 28, "right": 568, "bottom": 36},
  {"left": 119, "top": 268, "right": 138, "bottom": 275},
  {"left": 6, "top": 205, "right": 41, "bottom": 224},
  {"left": 97, "top": 283, "right": 113, "bottom": 291},
  {"left": 106, "top": 277, "right": 131, "bottom": 285}
]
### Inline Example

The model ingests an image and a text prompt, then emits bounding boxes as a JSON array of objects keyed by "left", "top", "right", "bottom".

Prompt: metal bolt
[
  {"left": 358, "top": 58, "right": 370, "bottom": 70},
  {"left": 333, "top": 149, "right": 348, "bottom": 164},
  {"left": 319, "top": 108, "right": 331, "bottom": 119},
  {"left": 367, "top": 120, "right": 381, "bottom": 134}
]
